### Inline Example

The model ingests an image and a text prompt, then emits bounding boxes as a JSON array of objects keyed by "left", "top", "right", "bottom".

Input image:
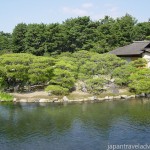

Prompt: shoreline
[
  {"left": 11, "top": 91, "right": 138, "bottom": 103},
  {"left": 0, "top": 91, "right": 148, "bottom": 103}
]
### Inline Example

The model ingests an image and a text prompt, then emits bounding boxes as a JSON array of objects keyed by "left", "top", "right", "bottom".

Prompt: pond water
[{"left": 0, "top": 99, "right": 150, "bottom": 150}]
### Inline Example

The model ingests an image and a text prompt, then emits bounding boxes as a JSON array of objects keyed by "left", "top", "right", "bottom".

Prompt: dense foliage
[
  {"left": 0, "top": 32, "right": 12, "bottom": 54},
  {"left": 0, "top": 14, "right": 150, "bottom": 55},
  {"left": 0, "top": 51, "right": 149, "bottom": 95},
  {"left": 112, "top": 64, "right": 137, "bottom": 86},
  {"left": 0, "top": 52, "right": 125, "bottom": 95},
  {"left": 0, "top": 53, "right": 55, "bottom": 92},
  {"left": 129, "top": 69, "right": 150, "bottom": 94},
  {"left": 112, "top": 58, "right": 149, "bottom": 94},
  {"left": 0, "top": 14, "right": 150, "bottom": 96}
]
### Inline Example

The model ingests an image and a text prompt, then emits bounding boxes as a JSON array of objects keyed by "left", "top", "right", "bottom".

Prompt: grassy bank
[{"left": 0, "top": 92, "right": 13, "bottom": 102}]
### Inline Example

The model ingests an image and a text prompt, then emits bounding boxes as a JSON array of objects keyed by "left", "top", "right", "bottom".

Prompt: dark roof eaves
[{"left": 110, "top": 41, "right": 150, "bottom": 55}]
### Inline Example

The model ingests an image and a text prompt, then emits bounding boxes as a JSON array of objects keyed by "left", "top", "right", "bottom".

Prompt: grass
[
  {"left": 97, "top": 92, "right": 134, "bottom": 98},
  {"left": 68, "top": 90, "right": 135, "bottom": 100},
  {"left": 67, "top": 92, "right": 92, "bottom": 100},
  {"left": 0, "top": 92, "right": 14, "bottom": 102}
]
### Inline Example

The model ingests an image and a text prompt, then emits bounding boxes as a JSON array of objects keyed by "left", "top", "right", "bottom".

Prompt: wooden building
[{"left": 110, "top": 41, "right": 150, "bottom": 67}]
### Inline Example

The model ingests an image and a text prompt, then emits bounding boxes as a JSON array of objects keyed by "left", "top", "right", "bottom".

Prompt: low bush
[
  {"left": 128, "top": 68, "right": 150, "bottom": 94},
  {"left": 130, "top": 58, "right": 147, "bottom": 68},
  {"left": 45, "top": 85, "right": 69, "bottom": 95},
  {"left": 112, "top": 64, "right": 137, "bottom": 86},
  {"left": 0, "top": 92, "right": 13, "bottom": 101},
  {"left": 85, "top": 77, "right": 107, "bottom": 95}
]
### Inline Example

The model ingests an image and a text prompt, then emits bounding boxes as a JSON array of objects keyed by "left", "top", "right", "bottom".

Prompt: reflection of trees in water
[
  {"left": 127, "top": 99, "right": 150, "bottom": 126},
  {"left": 84, "top": 100, "right": 150, "bottom": 125},
  {"left": 0, "top": 99, "right": 150, "bottom": 139},
  {"left": 0, "top": 103, "right": 79, "bottom": 139}
]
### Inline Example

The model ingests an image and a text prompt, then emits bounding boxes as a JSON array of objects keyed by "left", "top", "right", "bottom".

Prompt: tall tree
[
  {"left": 25, "top": 23, "right": 46, "bottom": 56},
  {"left": 12, "top": 23, "right": 27, "bottom": 53},
  {"left": 133, "top": 22, "right": 150, "bottom": 40},
  {"left": 0, "top": 32, "right": 12, "bottom": 53}
]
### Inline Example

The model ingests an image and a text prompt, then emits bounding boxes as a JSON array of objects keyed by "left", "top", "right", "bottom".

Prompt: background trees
[
  {"left": 0, "top": 14, "right": 150, "bottom": 55},
  {"left": 133, "top": 22, "right": 150, "bottom": 41},
  {"left": 0, "top": 32, "right": 12, "bottom": 54},
  {"left": 0, "top": 14, "right": 150, "bottom": 95},
  {"left": 12, "top": 23, "right": 27, "bottom": 53}
]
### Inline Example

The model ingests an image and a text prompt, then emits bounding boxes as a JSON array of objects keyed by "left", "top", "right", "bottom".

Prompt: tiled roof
[{"left": 110, "top": 41, "right": 150, "bottom": 56}]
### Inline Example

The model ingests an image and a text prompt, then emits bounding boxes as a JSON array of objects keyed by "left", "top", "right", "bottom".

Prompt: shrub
[
  {"left": 0, "top": 53, "right": 56, "bottom": 91},
  {"left": 112, "top": 64, "right": 137, "bottom": 86},
  {"left": 146, "top": 36, "right": 150, "bottom": 40},
  {"left": 85, "top": 77, "right": 107, "bottom": 95},
  {"left": 130, "top": 58, "right": 147, "bottom": 68},
  {"left": 0, "top": 92, "right": 13, "bottom": 101},
  {"left": 45, "top": 85, "right": 69, "bottom": 95},
  {"left": 129, "top": 68, "right": 150, "bottom": 94}
]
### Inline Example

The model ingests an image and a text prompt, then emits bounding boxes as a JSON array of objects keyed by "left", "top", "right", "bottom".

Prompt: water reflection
[{"left": 0, "top": 99, "right": 150, "bottom": 150}]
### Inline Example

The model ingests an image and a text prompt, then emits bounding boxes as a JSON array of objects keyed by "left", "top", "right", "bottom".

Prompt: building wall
[
  {"left": 120, "top": 57, "right": 131, "bottom": 62},
  {"left": 131, "top": 57, "right": 141, "bottom": 61},
  {"left": 119, "top": 53, "right": 150, "bottom": 68},
  {"left": 142, "top": 52, "right": 150, "bottom": 68},
  {"left": 120, "top": 56, "right": 140, "bottom": 62}
]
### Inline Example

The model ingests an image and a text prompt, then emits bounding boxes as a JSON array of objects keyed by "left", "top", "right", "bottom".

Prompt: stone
[
  {"left": 108, "top": 82, "right": 119, "bottom": 94},
  {"left": 63, "top": 96, "right": 69, "bottom": 102},
  {"left": 32, "top": 98, "right": 40, "bottom": 103},
  {"left": 83, "top": 98, "right": 89, "bottom": 102},
  {"left": 13, "top": 98, "right": 17, "bottom": 102},
  {"left": 76, "top": 99, "right": 83, "bottom": 102},
  {"left": 121, "top": 95, "right": 128, "bottom": 99},
  {"left": 104, "top": 96, "right": 114, "bottom": 100},
  {"left": 82, "top": 87, "right": 87, "bottom": 92},
  {"left": 113, "top": 95, "right": 121, "bottom": 99},
  {"left": 47, "top": 99, "right": 53, "bottom": 102},
  {"left": 53, "top": 98, "right": 58, "bottom": 102},
  {"left": 88, "top": 96, "right": 97, "bottom": 101},
  {"left": 128, "top": 95, "right": 136, "bottom": 99},
  {"left": 39, "top": 99, "right": 49, "bottom": 103},
  {"left": 139, "top": 93, "right": 145, "bottom": 97},
  {"left": 136, "top": 93, "right": 145, "bottom": 97},
  {"left": 54, "top": 100, "right": 61, "bottom": 103},
  {"left": 135, "top": 95, "right": 140, "bottom": 97},
  {"left": 98, "top": 98, "right": 105, "bottom": 101},
  {"left": 146, "top": 94, "right": 150, "bottom": 98},
  {"left": 48, "top": 92, "right": 51, "bottom": 96},
  {"left": 105, "top": 96, "right": 109, "bottom": 100},
  {"left": 110, "top": 78, "right": 115, "bottom": 82},
  {"left": 109, "top": 96, "right": 114, "bottom": 100},
  {"left": 19, "top": 99, "right": 28, "bottom": 102}
]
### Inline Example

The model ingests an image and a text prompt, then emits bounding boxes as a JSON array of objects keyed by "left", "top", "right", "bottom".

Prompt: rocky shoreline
[
  {"left": 12, "top": 94, "right": 139, "bottom": 103},
  {"left": 0, "top": 91, "right": 148, "bottom": 103}
]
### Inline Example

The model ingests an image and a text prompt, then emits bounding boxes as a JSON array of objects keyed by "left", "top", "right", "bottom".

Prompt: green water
[{"left": 0, "top": 99, "right": 150, "bottom": 150}]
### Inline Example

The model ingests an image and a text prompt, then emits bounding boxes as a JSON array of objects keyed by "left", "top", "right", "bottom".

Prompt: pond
[{"left": 0, "top": 99, "right": 150, "bottom": 150}]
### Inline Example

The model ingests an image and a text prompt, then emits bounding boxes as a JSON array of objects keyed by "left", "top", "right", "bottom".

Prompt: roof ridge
[
  {"left": 109, "top": 41, "right": 150, "bottom": 55},
  {"left": 133, "top": 41, "right": 150, "bottom": 43}
]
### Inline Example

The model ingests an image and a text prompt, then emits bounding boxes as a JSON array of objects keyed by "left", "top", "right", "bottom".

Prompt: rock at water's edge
[{"left": 63, "top": 96, "right": 69, "bottom": 102}]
